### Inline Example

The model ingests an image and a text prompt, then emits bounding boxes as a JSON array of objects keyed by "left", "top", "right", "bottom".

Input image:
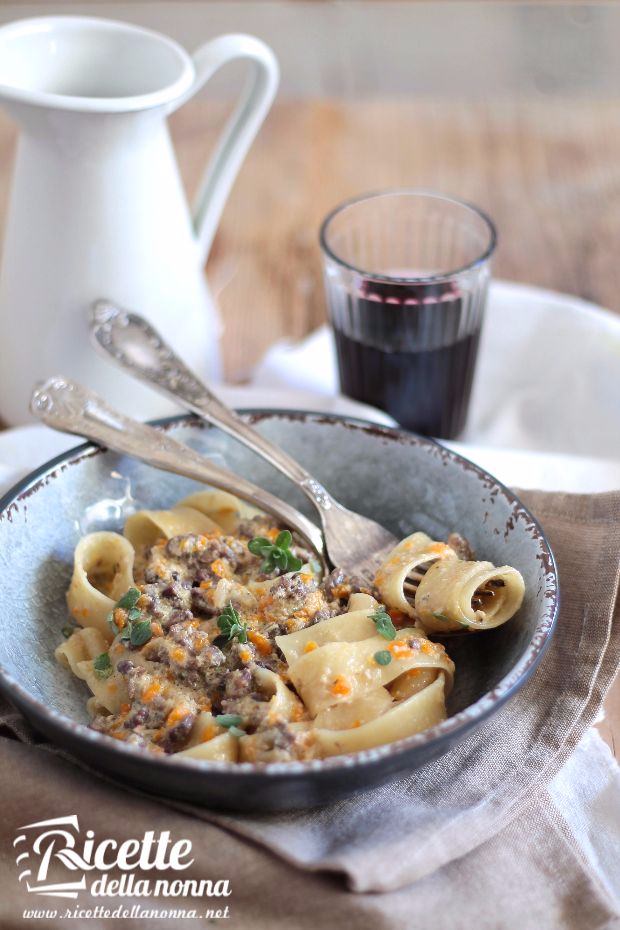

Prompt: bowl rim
[{"left": 0, "top": 409, "right": 560, "bottom": 777}]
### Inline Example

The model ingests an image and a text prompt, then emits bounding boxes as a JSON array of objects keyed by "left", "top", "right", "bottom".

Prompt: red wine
[
  {"left": 334, "top": 326, "right": 480, "bottom": 438},
  {"left": 328, "top": 276, "right": 484, "bottom": 438}
]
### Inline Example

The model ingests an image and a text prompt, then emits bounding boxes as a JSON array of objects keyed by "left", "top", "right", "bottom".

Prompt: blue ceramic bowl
[{"left": 0, "top": 412, "right": 558, "bottom": 809}]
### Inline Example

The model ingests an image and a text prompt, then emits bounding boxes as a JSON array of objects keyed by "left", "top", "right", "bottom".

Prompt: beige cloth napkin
[{"left": 0, "top": 489, "right": 619, "bottom": 929}]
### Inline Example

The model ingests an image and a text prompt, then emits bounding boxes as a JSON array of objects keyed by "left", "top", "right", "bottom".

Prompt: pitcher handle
[{"left": 170, "top": 33, "right": 279, "bottom": 264}]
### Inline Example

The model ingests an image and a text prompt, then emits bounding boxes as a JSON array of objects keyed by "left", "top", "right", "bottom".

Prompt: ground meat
[
  {"left": 160, "top": 712, "right": 196, "bottom": 753},
  {"left": 447, "top": 532, "right": 475, "bottom": 561},
  {"left": 241, "top": 722, "right": 313, "bottom": 763},
  {"left": 309, "top": 606, "right": 337, "bottom": 625},
  {"left": 271, "top": 573, "right": 317, "bottom": 602},
  {"left": 142, "top": 639, "right": 170, "bottom": 665},
  {"left": 161, "top": 608, "right": 192, "bottom": 630},
  {"left": 323, "top": 568, "right": 346, "bottom": 598},
  {"left": 191, "top": 588, "right": 219, "bottom": 617},
  {"left": 224, "top": 667, "right": 253, "bottom": 701},
  {"left": 124, "top": 666, "right": 147, "bottom": 700},
  {"left": 124, "top": 706, "right": 149, "bottom": 729},
  {"left": 116, "top": 659, "right": 135, "bottom": 675}
]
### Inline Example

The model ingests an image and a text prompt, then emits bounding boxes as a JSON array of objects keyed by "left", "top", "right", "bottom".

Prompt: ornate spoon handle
[
  {"left": 90, "top": 301, "right": 336, "bottom": 514},
  {"left": 30, "top": 376, "right": 325, "bottom": 560}
]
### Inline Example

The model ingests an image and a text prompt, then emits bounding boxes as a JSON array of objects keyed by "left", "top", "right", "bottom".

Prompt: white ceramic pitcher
[{"left": 0, "top": 16, "right": 279, "bottom": 425}]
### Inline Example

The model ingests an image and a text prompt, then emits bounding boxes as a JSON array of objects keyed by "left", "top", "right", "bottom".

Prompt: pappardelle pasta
[{"left": 56, "top": 491, "right": 525, "bottom": 763}]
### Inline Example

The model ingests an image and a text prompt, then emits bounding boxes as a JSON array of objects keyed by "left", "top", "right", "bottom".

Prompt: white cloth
[{"left": 254, "top": 280, "right": 620, "bottom": 491}]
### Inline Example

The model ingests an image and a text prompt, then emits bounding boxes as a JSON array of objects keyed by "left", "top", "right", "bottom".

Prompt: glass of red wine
[{"left": 320, "top": 190, "right": 496, "bottom": 438}]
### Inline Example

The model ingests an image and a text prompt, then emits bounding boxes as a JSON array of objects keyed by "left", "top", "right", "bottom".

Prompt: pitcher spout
[{"left": 0, "top": 16, "right": 194, "bottom": 115}]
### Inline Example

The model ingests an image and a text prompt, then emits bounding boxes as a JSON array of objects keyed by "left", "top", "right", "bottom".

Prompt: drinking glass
[{"left": 320, "top": 190, "right": 496, "bottom": 438}]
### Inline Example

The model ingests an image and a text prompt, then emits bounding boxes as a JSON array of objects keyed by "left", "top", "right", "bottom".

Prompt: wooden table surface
[{"left": 0, "top": 93, "right": 618, "bottom": 755}]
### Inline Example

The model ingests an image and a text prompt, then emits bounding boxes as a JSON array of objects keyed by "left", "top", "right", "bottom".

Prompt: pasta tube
[
  {"left": 66, "top": 532, "right": 135, "bottom": 635},
  {"left": 124, "top": 505, "right": 221, "bottom": 551},
  {"left": 375, "top": 532, "right": 458, "bottom": 617},
  {"left": 415, "top": 558, "right": 525, "bottom": 632}
]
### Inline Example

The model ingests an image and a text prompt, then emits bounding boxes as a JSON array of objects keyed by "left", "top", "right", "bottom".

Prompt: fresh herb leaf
[
  {"left": 61, "top": 623, "right": 76, "bottom": 639},
  {"left": 116, "top": 587, "right": 141, "bottom": 610},
  {"left": 275, "top": 530, "right": 292, "bottom": 549},
  {"left": 371, "top": 606, "right": 396, "bottom": 640},
  {"left": 217, "top": 603, "right": 249, "bottom": 644},
  {"left": 215, "top": 714, "right": 243, "bottom": 728},
  {"left": 374, "top": 649, "right": 392, "bottom": 666},
  {"left": 248, "top": 533, "right": 303, "bottom": 574},
  {"left": 228, "top": 726, "right": 245, "bottom": 738},
  {"left": 129, "top": 618, "right": 152, "bottom": 647},
  {"left": 93, "top": 652, "right": 113, "bottom": 679},
  {"left": 248, "top": 537, "right": 273, "bottom": 556},
  {"left": 106, "top": 588, "right": 150, "bottom": 644}
]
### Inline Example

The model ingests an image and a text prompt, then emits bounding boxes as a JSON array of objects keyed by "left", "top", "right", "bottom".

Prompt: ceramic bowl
[{"left": 0, "top": 412, "right": 558, "bottom": 810}]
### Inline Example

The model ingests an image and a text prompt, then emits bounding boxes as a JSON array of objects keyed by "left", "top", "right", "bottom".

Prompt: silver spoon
[
  {"left": 90, "top": 301, "right": 399, "bottom": 584},
  {"left": 30, "top": 376, "right": 325, "bottom": 565}
]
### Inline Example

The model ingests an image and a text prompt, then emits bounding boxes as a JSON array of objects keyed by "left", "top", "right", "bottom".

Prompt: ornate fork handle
[
  {"left": 30, "top": 376, "right": 325, "bottom": 559},
  {"left": 90, "top": 301, "right": 335, "bottom": 513}
]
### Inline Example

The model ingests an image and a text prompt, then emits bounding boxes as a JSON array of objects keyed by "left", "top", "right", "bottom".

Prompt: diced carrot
[
  {"left": 303, "top": 640, "right": 318, "bottom": 654},
  {"left": 330, "top": 676, "right": 351, "bottom": 697},
  {"left": 171, "top": 647, "right": 185, "bottom": 663},
  {"left": 120, "top": 702, "right": 131, "bottom": 715},
  {"left": 248, "top": 630, "right": 271, "bottom": 656},
  {"left": 142, "top": 681, "right": 161, "bottom": 702},
  {"left": 389, "top": 641, "right": 413, "bottom": 659},
  {"left": 113, "top": 608, "right": 126, "bottom": 629},
  {"left": 166, "top": 706, "right": 190, "bottom": 726},
  {"left": 210, "top": 559, "right": 229, "bottom": 578}
]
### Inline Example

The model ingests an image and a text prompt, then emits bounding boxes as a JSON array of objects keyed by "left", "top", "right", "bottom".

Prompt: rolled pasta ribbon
[
  {"left": 314, "top": 673, "right": 447, "bottom": 757},
  {"left": 55, "top": 626, "right": 111, "bottom": 674},
  {"left": 253, "top": 666, "right": 306, "bottom": 723},
  {"left": 415, "top": 558, "right": 525, "bottom": 633},
  {"left": 284, "top": 625, "right": 454, "bottom": 717},
  {"left": 314, "top": 687, "right": 393, "bottom": 730},
  {"left": 179, "top": 711, "right": 238, "bottom": 762},
  {"left": 389, "top": 667, "right": 439, "bottom": 701},
  {"left": 275, "top": 604, "right": 380, "bottom": 665},
  {"left": 177, "top": 490, "right": 261, "bottom": 535},
  {"left": 67, "top": 532, "right": 135, "bottom": 636},
  {"left": 347, "top": 592, "right": 378, "bottom": 612},
  {"left": 124, "top": 505, "right": 221, "bottom": 553},
  {"left": 74, "top": 659, "right": 127, "bottom": 714},
  {"left": 375, "top": 532, "right": 458, "bottom": 618}
]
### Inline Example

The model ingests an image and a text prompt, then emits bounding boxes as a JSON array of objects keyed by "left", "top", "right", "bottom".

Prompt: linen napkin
[
  {"left": 253, "top": 280, "right": 620, "bottom": 462},
  {"left": 0, "top": 488, "right": 619, "bottom": 929}
]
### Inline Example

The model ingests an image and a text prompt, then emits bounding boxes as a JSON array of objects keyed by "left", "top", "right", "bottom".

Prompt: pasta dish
[{"left": 56, "top": 491, "right": 525, "bottom": 763}]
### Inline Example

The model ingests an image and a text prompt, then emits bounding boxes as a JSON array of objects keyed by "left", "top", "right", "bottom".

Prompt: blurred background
[{"left": 0, "top": 1, "right": 618, "bottom": 382}]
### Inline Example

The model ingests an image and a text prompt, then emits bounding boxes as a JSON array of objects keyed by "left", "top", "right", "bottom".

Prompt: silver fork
[
  {"left": 90, "top": 300, "right": 399, "bottom": 584},
  {"left": 30, "top": 376, "right": 325, "bottom": 564}
]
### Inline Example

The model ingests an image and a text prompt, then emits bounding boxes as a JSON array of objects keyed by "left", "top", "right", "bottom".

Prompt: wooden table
[{"left": 0, "top": 93, "right": 618, "bottom": 755}]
